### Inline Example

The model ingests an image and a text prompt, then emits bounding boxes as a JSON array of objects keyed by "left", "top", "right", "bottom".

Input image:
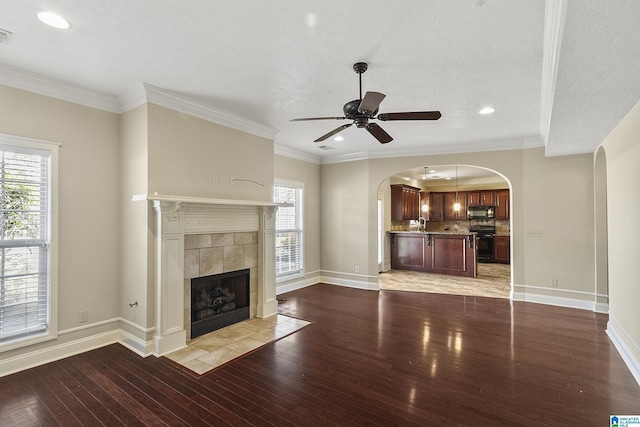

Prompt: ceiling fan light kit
[{"left": 291, "top": 62, "right": 441, "bottom": 144}]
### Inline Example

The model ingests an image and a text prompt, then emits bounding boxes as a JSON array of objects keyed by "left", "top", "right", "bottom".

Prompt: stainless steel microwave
[{"left": 468, "top": 205, "right": 495, "bottom": 220}]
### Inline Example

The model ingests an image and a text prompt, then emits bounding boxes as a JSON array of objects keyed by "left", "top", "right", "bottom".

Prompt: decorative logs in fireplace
[{"left": 190, "top": 268, "right": 250, "bottom": 339}]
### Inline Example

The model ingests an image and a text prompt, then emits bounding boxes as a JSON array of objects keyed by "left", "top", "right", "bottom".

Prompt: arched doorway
[
  {"left": 377, "top": 164, "right": 512, "bottom": 298},
  {"left": 594, "top": 147, "right": 609, "bottom": 312}
]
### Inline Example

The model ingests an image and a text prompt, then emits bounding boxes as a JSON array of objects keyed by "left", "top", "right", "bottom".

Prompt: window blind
[
  {"left": 273, "top": 183, "right": 303, "bottom": 277},
  {"left": 0, "top": 147, "right": 49, "bottom": 340}
]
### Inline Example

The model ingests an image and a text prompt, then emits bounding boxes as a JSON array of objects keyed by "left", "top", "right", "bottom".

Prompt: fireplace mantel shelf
[{"left": 132, "top": 193, "right": 278, "bottom": 207}]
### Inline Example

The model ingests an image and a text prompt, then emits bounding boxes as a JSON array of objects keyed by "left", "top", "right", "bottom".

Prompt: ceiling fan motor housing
[{"left": 344, "top": 99, "right": 377, "bottom": 120}]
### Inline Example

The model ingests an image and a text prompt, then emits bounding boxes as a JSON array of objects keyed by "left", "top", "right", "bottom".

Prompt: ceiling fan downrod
[{"left": 353, "top": 62, "right": 368, "bottom": 101}]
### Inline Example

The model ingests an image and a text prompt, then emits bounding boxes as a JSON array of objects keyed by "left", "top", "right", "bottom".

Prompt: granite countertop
[{"left": 389, "top": 231, "right": 477, "bottom": 235}]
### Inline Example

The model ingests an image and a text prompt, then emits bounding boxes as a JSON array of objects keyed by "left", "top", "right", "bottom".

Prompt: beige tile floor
[
  {"left": 165, "top": 314, "right": 310, "bottom": 375},
  {"left": 379, "top": 263, "right": 511, "bottom": 298}
]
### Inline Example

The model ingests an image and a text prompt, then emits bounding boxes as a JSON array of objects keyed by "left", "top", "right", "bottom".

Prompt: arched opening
[
  {"left": 594, "top": 147, "right": 609, "bottom": 312},
  {"left": 377, "top": 164, "right": 512, "bottom": 298}
]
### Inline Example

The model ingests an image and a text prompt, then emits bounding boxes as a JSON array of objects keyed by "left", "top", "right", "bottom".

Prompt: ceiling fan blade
[
  {"left": 314, "top": 123, "right": 353, "bottom": 142},
  {"left": 290, "top": 116, "right": 346, "bottom": 122},
  {"left": 377, "top": 111, "right": 442, "bottom": 121},
  {"left": 358, "top": 91, "right": 386, "bottom": 115},
  {"left": 366, "top": 123, "right": 393, "bottom": 144}
]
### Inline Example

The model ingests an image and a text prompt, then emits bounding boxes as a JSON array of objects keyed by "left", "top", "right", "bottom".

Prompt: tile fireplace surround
[{"left": 135, "top": 194, "right": 279, "bottom": 357}]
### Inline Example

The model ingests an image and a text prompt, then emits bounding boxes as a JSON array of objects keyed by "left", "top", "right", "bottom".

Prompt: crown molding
[
  {"left": 0, "top": 64, "right": 280, "bottom": 141},
  {"left": 274, "top": 144, "right": 321, "bottom": 164},
  {"left": 140, "top": 84, "right": 279, "bottom": 140},
  {"left": 0, "top": 63, "right": 120, "bottom": 113},
  {"left": 318, "top": 135, "right": 544, "bottom": 164},
  {"left": 539, "top": 0, "right": 567, "bottom": 146}
]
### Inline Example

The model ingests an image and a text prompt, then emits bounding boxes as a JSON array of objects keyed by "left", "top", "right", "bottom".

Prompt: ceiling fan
[{"left": 290, "top": 62, "right": 441, "bottom": 144}]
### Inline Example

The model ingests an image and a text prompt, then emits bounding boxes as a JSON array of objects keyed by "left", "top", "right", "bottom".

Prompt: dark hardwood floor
[{"left": 1, "top": 284, "right": 639, "bottom": 426}]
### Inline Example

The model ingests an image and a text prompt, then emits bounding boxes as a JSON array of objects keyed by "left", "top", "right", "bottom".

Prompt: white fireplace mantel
[{"left": 133, "top": 193, "right": 279, "bottom": 356}]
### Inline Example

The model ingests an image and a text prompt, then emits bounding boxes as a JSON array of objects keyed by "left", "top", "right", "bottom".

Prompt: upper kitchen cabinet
[
  {"left": 429, "top": 192, "right": 444, "bottom": 221},
  {"left": 467, "top": 191, "right": 495, "bottom": 206},
  {"left": 391, "top": 184, "right": 421, "bottom": 221},
  {"left": 444, "top": 191, "right": 467, "bottom": 220},
  {"left": 495, "top": 189, "right": 509, "bottom": 220}
]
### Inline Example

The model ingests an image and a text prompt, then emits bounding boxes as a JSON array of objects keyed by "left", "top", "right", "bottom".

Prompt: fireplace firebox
[{"left": 190, "top": 269, "right": 250, "bottom": 339}]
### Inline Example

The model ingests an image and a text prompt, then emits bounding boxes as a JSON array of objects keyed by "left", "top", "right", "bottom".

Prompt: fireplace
[
  {"left": 191, "top": 269, "right": 250, "bottom": 338},
  {"left": 136, "top": 194, "right": 279, "bottom": 357}
]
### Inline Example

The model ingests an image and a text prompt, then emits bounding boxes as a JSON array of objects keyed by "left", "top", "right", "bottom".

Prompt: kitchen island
[{"left": 390, "top": 231, "right": 477, "bottom": 278}]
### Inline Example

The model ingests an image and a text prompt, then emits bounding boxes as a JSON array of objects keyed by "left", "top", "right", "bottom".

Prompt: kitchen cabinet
[
  {"left": 444, "top": 191, "right": 467, "bottom": 220},
  {"left": 390, "top": 232, "right": 477, "bottom": 277},
  {"left": 429, "top": 192, "right": 444, "bottom": 221},
  {"left": 467, "top": 191, "right": 481, "bottom": 206},
  {"left": 480, "top": 191, "right": 496, "bottom": 205},
  {"left": 494, "top": 236, "right": 510, "bottom": 263},
  {"left": 390, "top": 233, "right": 428, "bottom": 270},
  {"left": 495, "top": 189, "right": 509, "bottom": 220},
  {"left": 467, "top": 191, "right": 495, "bottom": 206},
  {"left": 391, "top": 185, "right": 421, "bottom": 221}
]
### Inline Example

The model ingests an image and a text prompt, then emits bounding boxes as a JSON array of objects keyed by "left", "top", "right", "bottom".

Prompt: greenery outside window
[
  {"left": 273, "top": 180, "right": 303, "bottom": 280},
  {"left": 0, "top": 135, "right": 58, "bottom": 351}
]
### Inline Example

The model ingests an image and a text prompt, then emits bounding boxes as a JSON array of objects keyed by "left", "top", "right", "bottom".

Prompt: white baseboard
[
  {"left": 513, "top": 285, "right": 602, "bottom": 312},
  {"left": 276, "top": 272, "right": 319, "bottom": 295},
  {"left": 319, "top": 271, "right": 379, "bottom": 291},
  {"left": 276, "top": 270, "right": 379, "bottom": 294},
  {"left": 594, "top": 302, "right": 609, "bottom": 314},
  {"left": 0, "top": 329, "right": 121, "bottom": 377},
  {"left": 606, "top": 315, "right": 640, "bottom": 387},
  {"left": 0, "top": 319, "right": 153, "bottom": 377}
]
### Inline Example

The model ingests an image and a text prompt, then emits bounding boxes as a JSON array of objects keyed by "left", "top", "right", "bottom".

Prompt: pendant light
[
  {"left": 422, "top": 166, "right": 429, "bottom": 212},
  {"left": 453, "top": 166, "right": 461, "bottom": 212}
]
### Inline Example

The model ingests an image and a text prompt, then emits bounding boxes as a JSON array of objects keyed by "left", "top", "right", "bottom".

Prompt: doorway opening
[{"left": 377, "top": 164, "right": 512, "bottom": 298}]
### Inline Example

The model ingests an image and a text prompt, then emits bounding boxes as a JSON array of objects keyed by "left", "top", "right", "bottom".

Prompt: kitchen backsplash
[{"left": 391, "top": 219, "right": 510, "bottom": 235}]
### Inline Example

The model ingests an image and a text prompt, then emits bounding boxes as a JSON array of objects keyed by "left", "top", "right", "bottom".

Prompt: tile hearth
[{"left": 165, "top": 314, "right": 310, "bottom": 375}]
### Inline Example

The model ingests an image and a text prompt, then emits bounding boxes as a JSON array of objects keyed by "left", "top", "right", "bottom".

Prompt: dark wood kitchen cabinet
[
  {"left": 444, "top": 191, "right": 467, "bottom": 220},
  {"left": 480, "top": 191, "right": 496, "bottom": 205},
  {"left": 390, "top": 233, "right": 428, "bottom": 270},
  {"left": 391, "top": 185, "right": 421, "bottom": 221},
  {"left": 468, "top": 191, "right": 495, "bottom": 206},
  {"left": 494, "top": 236, "right": 510, "bottom": 263},
  {"left": 495, "top": 189, "right": 509, "bottom": 219},
  {"left": 467, "top": 191, "right": 481, "bottom": 206},
  {"left": 390, "top": 232, "right": 477, "bottom": 277},
  {"left": 429, "top": 192, "right": 444, "bottom": 221}
]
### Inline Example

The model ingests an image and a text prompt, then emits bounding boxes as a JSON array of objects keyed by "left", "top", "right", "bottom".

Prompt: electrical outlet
[
  {"left": 212, "top": 172, "right": 218, "bottom": 183},
  {"left": 79, "top": 310, "right": 88, "bottom": 323},
  {"left": 230, "top": 176, "right": 236, "bottom": 185},
  {"left": 551, "top": 278, "right": 558, "bottom": 287},
  {"left": 526, "top": 229, "right": 543, "bottom": 237},
  {"left": 355, "top": 266, "right": 360, "bottom": 273}
]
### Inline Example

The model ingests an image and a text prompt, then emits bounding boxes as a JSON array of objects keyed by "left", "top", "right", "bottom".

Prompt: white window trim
[
  {"left": 0, "top": 133, "right": 59, "bottom": 353},
  {"left": 274, "top": 178, "right": 304, "bottom": 283}
]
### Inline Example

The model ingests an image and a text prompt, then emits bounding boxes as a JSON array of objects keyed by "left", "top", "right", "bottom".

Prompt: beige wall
[
  {"left": 320, "top": 147, "right": 597, "bottom": 304},
  {"left": 147, "top": 104, "right": 274, "bottom": 201},
  {"left": 273, "top": 154, "right": 321, "bottom": 289},
  {"left": 321, "top": 160, "right": 377, "bottom": 287},
  {"left": 0, "top": 85, "right": 121, "bottom": 358},
  {"left": 601, "top": 98, "right": 640, "bottom": 371},
  {"left": 119, "top": 104, "right": 152, "bottom": 332}
]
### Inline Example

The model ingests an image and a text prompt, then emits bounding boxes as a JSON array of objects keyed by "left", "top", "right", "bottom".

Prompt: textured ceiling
[{"left": 0, "top": 0, "right": 638, "bottom": 163}]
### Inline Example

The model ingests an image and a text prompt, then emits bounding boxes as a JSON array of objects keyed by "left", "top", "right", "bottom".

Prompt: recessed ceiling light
[
  {"left": 333, "top": 135, "right": 344, "bottom": 141},
  {"left": 429, "top": 169, "right": 436, "bottom": 173},
  {"left": 445, "top": 177, "right": 452, "bottom": 180},
  {"left": 37, "top": 11, "right": 70, "bottom": 29},
  {"left": 479, "top": 107, "right": 495, "bottom": 115}
]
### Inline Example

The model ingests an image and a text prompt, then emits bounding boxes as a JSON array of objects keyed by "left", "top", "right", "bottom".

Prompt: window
[
  {"left": 0, "top": 135, "right": 58, "bottom": 349},
  {"left": 273, "top": 181, "right": 303, "bottom": 280}
]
